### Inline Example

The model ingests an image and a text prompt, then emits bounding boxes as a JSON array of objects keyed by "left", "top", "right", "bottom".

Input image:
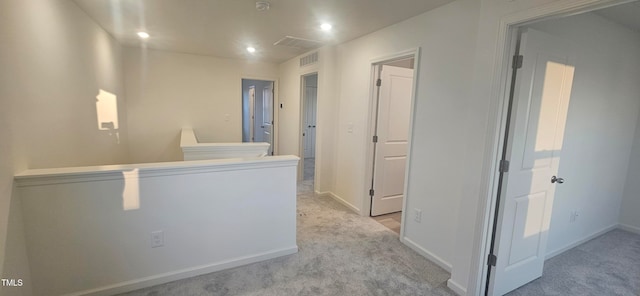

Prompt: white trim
[
  {"left": 472, "top": 1, "right": 636, "bottom": 295},
  {"left": 323, "top": 192, "right": 361, "bottom": 214},
  {"left": 619, "top": 223, "right": 640, "bottom": 235},
  {"left": 362, "top": 47, "right": 421, "bottom": 218},
  {"left": 63, "top": 246, "right": 298, "bottom": 296},
  {"left": 447, "top": 279, "right": 468, "bottom": 296},
  {"left": 545, "top": 225, "right": 617, "bottom": 259},
  {"left": 402, "top": 237, "right": 452, "bottom": 272},
  {"left": 14, "top": 156, "right": 299, "bottom": 187}
]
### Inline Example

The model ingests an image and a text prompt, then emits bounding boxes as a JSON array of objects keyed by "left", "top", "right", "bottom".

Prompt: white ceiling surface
[
  {"left": 73, "top": 0, "right": 454, "bottom": 63},
  {"left": 595, "top": 1, "right": 640, "bottom": 33}
]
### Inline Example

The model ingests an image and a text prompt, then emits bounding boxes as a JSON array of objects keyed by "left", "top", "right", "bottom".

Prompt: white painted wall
[
  {"left": 284, "top": 0, "right": 479, "bottom": 270},
  {"left": 525, "top": 13, "right": 640, "bottom": 256},
  {"left": 278, "top": 0, "right": 640, "bottom": 294},
  {"left": 124, "top": 48, "right": 278, "bottom": 163},
  {"left": 278, "top": 47, "right": 338, "bottom": 192},
  {"left": 621, "top": 83, "right": 640, "bottom": 233},
  {"left": 449, "top": 0, "right": 640, "bottom": 294},
  {"left": 180, "top": 127, "right": 269, "bottom": 160},
  {"left": 15, "top": 156, "right": 298, "bottom": 296},
  {"left": 0, "top": 1, "right": 129, "bottom": 294}
]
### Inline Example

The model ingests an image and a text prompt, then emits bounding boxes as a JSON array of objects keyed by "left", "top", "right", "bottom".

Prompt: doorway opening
[
  {"left": 482, "top": 2, "right": 640, "bottom": 295},
  {"left": 367, "top": 53, "right": 417, "bottom": 235},
  {"left": 242, "top": 79, "right": 275, "bottom": 155},
  {"left": 301, "top": 73, "right": 318, "bottom": 184}
]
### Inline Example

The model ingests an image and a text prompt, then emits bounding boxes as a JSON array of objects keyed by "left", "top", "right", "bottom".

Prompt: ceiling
[
  {"left": 73, "top": 0, "right": 454, "bottom": 63},
  {"left": 595, "top": 1, "right": 640, "bottom": 33}
]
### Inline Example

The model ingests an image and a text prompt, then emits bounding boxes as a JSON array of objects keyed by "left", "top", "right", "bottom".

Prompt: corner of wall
[{"left": 1, "top": 186, "right": 33, "bottom": 296}]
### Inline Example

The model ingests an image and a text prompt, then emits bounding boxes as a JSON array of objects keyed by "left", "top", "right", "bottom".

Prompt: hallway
[{"left": 118, "top": 181, "right": 454, "bottom": 295}]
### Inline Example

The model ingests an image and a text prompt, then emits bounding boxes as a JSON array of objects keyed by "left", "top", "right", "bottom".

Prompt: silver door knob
[{"left": 551, "top": 176, "right": 564, "bottom": 184}]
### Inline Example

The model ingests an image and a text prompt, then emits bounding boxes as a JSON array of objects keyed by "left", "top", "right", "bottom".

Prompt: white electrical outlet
[
  {"left": 414, "top": 209, "right": 422, "bottom": 223},
  {"left": 570, "top": 210, "right": 580, "bottom": 223},
  {"left": 151, "top": 230, "right": 164, "bottom": 248}
]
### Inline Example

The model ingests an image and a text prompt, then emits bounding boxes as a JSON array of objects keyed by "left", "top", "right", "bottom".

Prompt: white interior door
[
  {"left": 489, "top": 28, "right": 575, "bottom": 295},
  {"left": 262, "top": 85, "right": 274, "bottom": 155},
  {"left": 371, "top": 65, "right": 414, "bottom": 216},
  {"left": 303, "top": 85, "right": 317, "bottom": 158}
]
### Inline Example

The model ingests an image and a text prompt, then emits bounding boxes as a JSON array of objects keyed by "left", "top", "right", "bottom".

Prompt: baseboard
[
  {"left": 545, "top": 224, "right": 617, "bottom": 260},
  {"left": 402, "top": 237, "right": 452, "bottom": 272},
  {"left": 446, "top": 279, "right": 467, "bottom": 296},
  {"left": 67, "top": 246, "right": 299, "bottom": 296},
  {"left": 619, "top": 223, "right": 640, "bottom": 235},
  {"left": 323, "top": 191, "right": 361, "bottom": 214}
]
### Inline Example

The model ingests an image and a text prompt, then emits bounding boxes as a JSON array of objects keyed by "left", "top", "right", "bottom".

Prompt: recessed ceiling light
[
  {"left": 321, "top": 23, "right": 332, "bottom": 31},
  {"left": 247, "top": 47, "right": 256, "bottom": 53},
  {"left": 256, "top": 1, "right": 270, "bottom": 11},
  {"left": 137, "top": 31, "right": 150, "bottom": 39}
]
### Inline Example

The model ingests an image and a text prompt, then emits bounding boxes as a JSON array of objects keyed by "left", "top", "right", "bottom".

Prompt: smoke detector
[{"left": 256, "top": 1, "right": 270, "bottom": 11}]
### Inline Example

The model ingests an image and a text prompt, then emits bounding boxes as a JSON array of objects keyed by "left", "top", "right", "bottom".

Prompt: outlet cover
[
  {"left": 151, "top": 231, "right": 164, "bottom": 248},
  {"left": 414, "top": 209, "right": 422, "bottom": 223}
]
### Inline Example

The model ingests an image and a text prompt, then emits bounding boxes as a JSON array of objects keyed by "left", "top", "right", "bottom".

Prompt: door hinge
[
  {"left": 513, "top": 55, "right": 523, "bottom": 69},
  {"left": 499, "top": 159, "right": 510, "bottom": 173},
  {"left": 369, "top": 189, "right": 375, "bottom": 196},
  {"left": 488, "top": 254, "right": 497, "bottom": 266},
  {"left": 373, "top": 135, "right": 378, "bottom": 143},
  {"left": 376, "top": 79, "right": 382, "bottom": 87}
]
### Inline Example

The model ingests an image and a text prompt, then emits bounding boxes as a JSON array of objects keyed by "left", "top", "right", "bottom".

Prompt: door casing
[
  {"left": 472, "top": 0, "right": 634, "bottom": 295},
  {"left": 242, "top": 76, "right": 278, "bottom": 154},
  {"left": 362, "top": 48, "right": 420, "bottom": 238},
  {"left": 299, "top": 72, "right": 319, "bottom": 183}
]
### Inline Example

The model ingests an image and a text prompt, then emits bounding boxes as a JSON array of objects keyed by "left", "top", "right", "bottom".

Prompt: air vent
[
  {"left": 274, "top": 36, "right": 323, "bottom": 49},
  {"left": 300, "top": 52, "right": 318, "bottom": 67}
]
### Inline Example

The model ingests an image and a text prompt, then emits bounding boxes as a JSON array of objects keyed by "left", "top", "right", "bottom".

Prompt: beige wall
[
  {"left": 0, "top": 0, "right": 129, "bottom": 294},
  {"left": 124, "top": 48, "right": 279, "bottom": 163}
]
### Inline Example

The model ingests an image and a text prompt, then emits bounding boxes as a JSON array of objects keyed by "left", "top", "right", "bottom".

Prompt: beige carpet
[{"left": 507, "top": 229, "right": 640, "bottom": 296}]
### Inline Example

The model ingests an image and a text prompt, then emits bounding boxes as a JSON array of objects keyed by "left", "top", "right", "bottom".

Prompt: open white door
[
  {"left": 489, "top": 28, "right": 575, "bottom": 295},
  {"left": 371, "top": 65, "right": 414, "bottom": 216}
]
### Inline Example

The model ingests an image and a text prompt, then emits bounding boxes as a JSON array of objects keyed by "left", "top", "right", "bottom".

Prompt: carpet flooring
[
  {"left": 507, "top": 229, "right": 640, "bottom": 296},
  {"left": 116, "top": 179, "right": 454, "bottom": 296},
  {"left": 303, "top": 158, "right": 315, "bottom": 180}
]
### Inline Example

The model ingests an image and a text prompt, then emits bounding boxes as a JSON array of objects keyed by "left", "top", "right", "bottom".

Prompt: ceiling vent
[
  {"left": 300, "top": 52, "right": 318, "bottom": 67},
  {"left": 274, "top": 36, "right": 323, "bottom": 49}
]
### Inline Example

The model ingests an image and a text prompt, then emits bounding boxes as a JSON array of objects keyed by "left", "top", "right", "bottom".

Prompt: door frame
[
  {"left": 471, "top": 0, "right": 633, "bottom": 295},
  {"left": 299, "top": 72, "right": 319, "bottom": 183},
  {"left": 241, "top": 76, "right": 278, "bottom": 154},
  {"left": 362, "top": 48, "right": 420, "bottom": 237},
  {"left": 249, "top": 86, "right": 256, "bottom": 142}
]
